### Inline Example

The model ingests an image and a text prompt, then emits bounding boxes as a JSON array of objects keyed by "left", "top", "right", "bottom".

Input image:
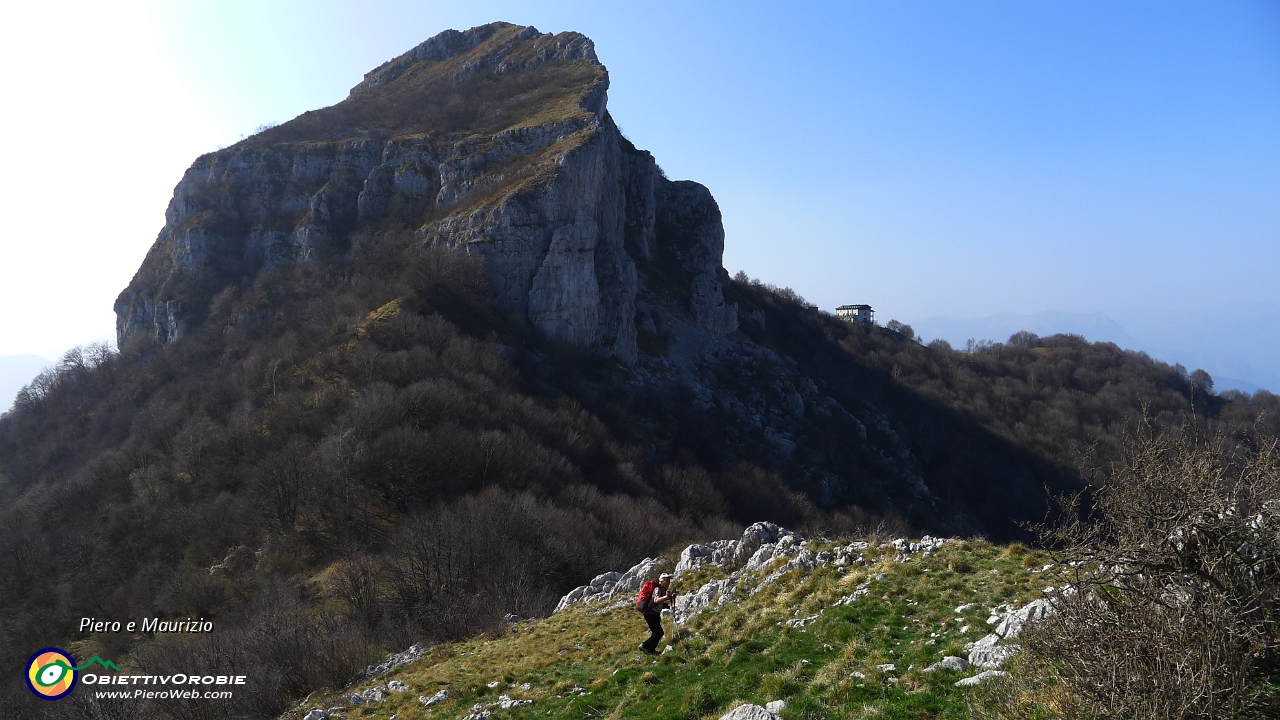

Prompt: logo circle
[{"left": 26, "top": 648, "right": 77, "bottom": 700}]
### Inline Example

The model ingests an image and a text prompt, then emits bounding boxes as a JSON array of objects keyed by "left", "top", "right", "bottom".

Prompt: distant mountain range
[
  {"left": 912, "top": 311, "right": 1145, "bottom": 352},
  {"left": 911, "top": 310, "right": 1274, "bottom": 394},
  {"left": 0, "top": 354, "right": 50, "bottom": 413}
]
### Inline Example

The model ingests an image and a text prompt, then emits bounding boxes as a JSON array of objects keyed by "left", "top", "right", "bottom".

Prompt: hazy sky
[{"left": 1, "top": 1, "right": 1277, "bottom": 388}]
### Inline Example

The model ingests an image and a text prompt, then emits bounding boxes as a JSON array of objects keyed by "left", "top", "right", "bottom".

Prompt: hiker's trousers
[{"left": 641, "top": 611, "right": 664, "bottom": 651}]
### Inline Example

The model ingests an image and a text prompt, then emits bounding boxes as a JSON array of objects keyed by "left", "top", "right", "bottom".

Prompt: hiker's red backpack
[{"left": 635, "top": 579, "right": 659, "bottom": 613}]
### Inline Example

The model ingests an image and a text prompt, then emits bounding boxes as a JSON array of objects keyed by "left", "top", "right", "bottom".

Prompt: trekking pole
[{"left": 671, "top": 607, "right": 680, "bottom": 642}]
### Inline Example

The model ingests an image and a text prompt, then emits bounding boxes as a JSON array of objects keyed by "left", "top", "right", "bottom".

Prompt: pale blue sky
[{"left": 1, "top": 1, "right": 1277, "bottom": 389}]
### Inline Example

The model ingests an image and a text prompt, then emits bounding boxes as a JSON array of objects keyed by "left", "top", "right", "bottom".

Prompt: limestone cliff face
[{"left": 115, "top": 22, "right": 736, "bottom": 361}]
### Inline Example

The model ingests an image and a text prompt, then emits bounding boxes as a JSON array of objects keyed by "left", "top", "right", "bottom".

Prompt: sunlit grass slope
[{"left": 294, "top": 538, "right": 1075, "bottom": 719}]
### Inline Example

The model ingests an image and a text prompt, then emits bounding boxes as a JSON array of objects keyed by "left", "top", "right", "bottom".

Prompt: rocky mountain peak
[
  {"left": 115, "top": 22, "right": 735, "bottom": 363},
  {"left": 350, "top": 23, "right": 598, "bottom": 96}
]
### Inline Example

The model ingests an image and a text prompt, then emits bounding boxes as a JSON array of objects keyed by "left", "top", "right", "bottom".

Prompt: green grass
[{"left": 293, "top": 539, "right": 1072, "bottom": 719}]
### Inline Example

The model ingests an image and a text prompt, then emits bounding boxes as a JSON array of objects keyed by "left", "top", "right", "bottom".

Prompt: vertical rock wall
[{"left": 114, "top": 23, "right": 736, "bottom": 361}]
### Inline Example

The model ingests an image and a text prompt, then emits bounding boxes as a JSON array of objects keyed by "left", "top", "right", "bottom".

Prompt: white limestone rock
[
  {"left": 419, "top": 689, "right": 450, "bottom": 706},
  {"left": 993, "top": 598, "right": 1053, "bottom": 639},
  {"left": 924, "top": 656, "right": 969, "bottom": 673},
  {"left": 719, "top": 704, "right": 780, "bottom": 720},
  {"left": 494, "top": 695, "right": 533, "bottom": 710},
  {"left": 673, "top": 577, "right": 738, "bottom": 623},
  {"left": 355, "top": 643, "right": 427, "bottom": 681},
  {"left": 674, "top": 539, "right": 738, "bottom": 576},
  {"left": 964, "top": 633, "right": 1001, "bottom": 653},
  {"left": 955, "top": 670, "right": 1007, "bottom": 687},
  {"left": 969, "top": 644, "right": 1021, "bottom": 670},
  {"left": 554, "top": 556, "right": 664, "bottom": 613}
]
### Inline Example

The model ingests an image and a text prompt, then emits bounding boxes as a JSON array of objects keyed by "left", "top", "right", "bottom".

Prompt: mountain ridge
[{"left": 911, "top": 310, "right": 1145, "bottom": 351}]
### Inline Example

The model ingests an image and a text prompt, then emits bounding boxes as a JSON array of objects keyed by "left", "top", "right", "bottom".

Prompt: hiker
[{"left": 636, "top": 572, "right": 676, "bottom": 654}]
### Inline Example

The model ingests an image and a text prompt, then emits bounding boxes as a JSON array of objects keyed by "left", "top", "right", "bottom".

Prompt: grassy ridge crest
[{"left": 306, "top": 536, "right": 1069, "bottom": 720}]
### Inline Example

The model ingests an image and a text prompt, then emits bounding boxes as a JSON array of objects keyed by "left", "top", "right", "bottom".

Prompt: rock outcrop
[
  {"left": 961, "top": 591, "right": 1069, "bottom": 674},
  {"left": 116, "top": 22, "right": 736, "bottom": 362},
  {"left": 552, "top": 523, "right": 1067, "bottom": 693},
  {"left": 553, "top": 522, "right": 955, "bottom": 625}
]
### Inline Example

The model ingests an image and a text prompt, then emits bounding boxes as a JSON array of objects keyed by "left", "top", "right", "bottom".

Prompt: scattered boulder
[
  {"left": 419, "top": 689, "right": 450, "bottom": 706},
  {"left": 494, "top": 695, "right": 533, "bottom": 710},
  {"left": 673, "top": 577, "right": 738, "bottom": 622},
  {"left": 720, "top": 703, "right": 781, "bottom": 720},
  {"left": 969, "top": 644, "right": 1021, "bottom": 670},
  {"left": 783, "top": 613, "right": 820, "bottom": 629},
  {"left": 986, "top": 604, "right": 1014, "bottom": 625},
  {"left": 554, "top": 556, "right": 664, "bottom": 612},
  {"left": 674, "top": 539, "right": 738, "bottom": 575},
  {"left": 832, "top": 582, "right": 871, "bottom": 607},
  {"left": 924, "top": 656, "right": 969, "bottom": 672},
  {"left": 964, "top": 633, "right": 1001, "bottom": 653},
  {"left": 557, "top": 524, "right": 960, "bottom": 632},
  {"left": 962, "top": 594, "right": 1063, "bottom": 670},
  {"left": 303, "top": 710, "right": 329, "bottom": 720},
  {"left": 756, "top": 548, "right": 819, "bottom": 590},
  {"left": 993, "top": 598, "right": 1053, "bottom": 639},
  {"left": 387, "top": 680, "right": 407, "bottom": 693},
  {"left": 955, "top": 670, "right": 1007, "bottom": 687},
  {"left": 765, "top": 700, "right": 787, "bottom": 713},
  {"left": 355, "top": 643, "right": 428, "bottom": 681},
  {"left": 733, "top": 522, "right": 795, "bottom": 567}
]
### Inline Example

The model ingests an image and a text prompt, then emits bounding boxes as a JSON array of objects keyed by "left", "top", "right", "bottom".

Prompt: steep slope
[
  {"left": 106, "top": 21, "right": 1055, "bottom": 539},
  {"left": 284, "top": 524, "right": 1074, "bottom": 720}
]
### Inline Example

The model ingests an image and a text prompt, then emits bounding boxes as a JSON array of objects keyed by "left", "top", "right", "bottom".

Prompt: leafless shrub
[
  {"left": 135, "top": 580, "right": 379, "bottom": 720},
  {"left": 981, "top": 421, "right": 1280, "bottom": 718},
  {"left": 336, "top": 556, "right": 383, "bottom": 626},
  {"left": 252, "top": 439, "right": 311, "bottom": 530}
]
